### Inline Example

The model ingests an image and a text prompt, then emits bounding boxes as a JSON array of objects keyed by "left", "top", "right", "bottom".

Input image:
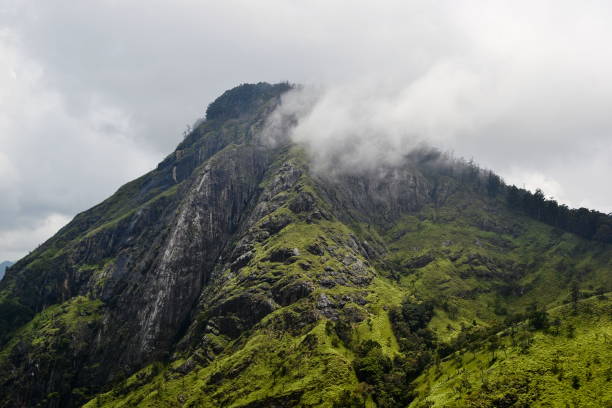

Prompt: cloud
[
  {"left": 2, "top": 1, "right": 612, "bottom": 260},
  {"left": 0, "top": 29, "right": 157, "bottom": 260},
  {"left": 0, "top": 213, "right": 71, "bottom": 262},
  {"left": 266, "top": 62, "right": 497, "bottom": 174}
]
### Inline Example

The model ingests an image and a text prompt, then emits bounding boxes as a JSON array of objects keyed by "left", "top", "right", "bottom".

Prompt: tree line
[
  {"left": 416, "top": 150, "right": 612, "bottom": 244},
  {"left": 503, "top": 182, "right": 612, "bottom": 243}
]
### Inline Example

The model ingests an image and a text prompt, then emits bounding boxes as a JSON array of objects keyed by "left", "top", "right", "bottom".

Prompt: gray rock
[{"left": 268, "top": 247, "right": 300, "bottom": 263}]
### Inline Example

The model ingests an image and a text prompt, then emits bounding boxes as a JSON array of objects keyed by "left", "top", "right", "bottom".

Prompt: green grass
[
  {"left": 84, "top": 183, "right": 180, "bottom": 238},
  {"left": 0, "top": 296, "right": 103, "bottom": 359},
  {"left": 409, "top": 295, "right": 612, "bottom": 407}
]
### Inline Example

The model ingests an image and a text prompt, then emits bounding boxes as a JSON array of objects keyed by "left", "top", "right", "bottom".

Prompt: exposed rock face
[
  {"left": 135, "top": 144, "right": 271, "bottom": 354},
  {"left": 0, "top": 83, "right": 290, "bottom": 407},
  {"left": 314, "top": 165, "right": 431, "bottom": 226}
]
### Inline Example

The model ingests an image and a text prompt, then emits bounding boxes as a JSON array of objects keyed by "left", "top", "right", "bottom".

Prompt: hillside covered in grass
[{"left": 409, "top": 295, "right": 611, "bottom": 407}]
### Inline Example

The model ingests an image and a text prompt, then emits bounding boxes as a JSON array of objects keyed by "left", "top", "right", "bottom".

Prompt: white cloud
[
  {"left": 0, "top": 213, "right": 71, "bottom": 262},
  {"left": 504, "top": 169, "right": 565, "bottom": 202}
]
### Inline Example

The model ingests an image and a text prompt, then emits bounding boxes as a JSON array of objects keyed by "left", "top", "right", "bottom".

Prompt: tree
[
  {"left": 486, "top": 171, "right": 502, "bottom": 197},
  {"left": 544, "top": 198, "right": 559, "bottom": 225},
  {"left": 333, "top": 390, "right": 365, "bottom": 408},
  {"left": 570, "top": 280, "right": 580, "bottom": 314},
  {"left": 527, "top": 307, "right": 549, "bottom": 331},
  {"left": 506, "top": 185, "right": 521, "bottom": 208},
  {"left": 353, "top": 341, "right": 391, "bottom": 385},
  {"left": 532, "top": 189, "right": 546, "bottom": 220},
  {"left": 503, "top": 182, "right": 612, "bottom": 244},
  {"left": 593, "top": 221, "right": 612, "bottom": 243}
]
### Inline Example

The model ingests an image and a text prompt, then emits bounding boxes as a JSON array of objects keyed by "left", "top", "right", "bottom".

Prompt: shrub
[
  {"left": 353, "top": 342, "right": 391, "bottom": 385},
  {"left": 332, "top": 390, "right": 364, "bottom": 408}
]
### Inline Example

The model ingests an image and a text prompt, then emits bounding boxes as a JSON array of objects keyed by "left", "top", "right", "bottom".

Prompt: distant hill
[{"left": 0, "top": 261, "right": 12, "bottom": 280}]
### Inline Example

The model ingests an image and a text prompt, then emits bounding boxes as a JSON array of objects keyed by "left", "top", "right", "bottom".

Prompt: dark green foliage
[
  {"left": 505, "top": 186, "right": 612, "bottom": 243},
  {"left": 493, "top": 299, "right": 508, "bottom": 316},
  {"left": 357, "top": 297, "right": 441, "bottom": 406},
  {"left": 0, "top": 298, "right": 33, "bottom": 344},
  {"left": 486, "top": 171, "right": 502, "bottom": 197},
  {"left": 566, "top": 323, "right": 576, "bottom": 338},
  {"left": 205, "top": 82, "right": 291, "bottom": 121},
  {"left": 572, "top": 375, "right": 581, "bottom": 389},
  {"left": 390, "top": 298, "right": 434, "bottom": 335},
  {"left": 418, "top": 147, "right": 612, "bottom": 243},
  {"left": 389, "top": 298, "right": 437, "bottom": 365},
  {"left": 352, "top": 341, "right": 417, "bottom": 408},
  {"left": 375, "top": 370, "right": 416, "bottom": 408},
  {"left": 506, "top": 185, "right": 522, "bottom": 208},
  {"left": 332, "top": 320, "right": 353, "bottom": 347},
  {"left": 332, "top": 390, "right": 365, "bottom": 408},
  {"left": 526, "top": 304, "right": 550, "bottom": 331},
  {"left": 353, "top": 341, "right": 391, "bottom": 384}
]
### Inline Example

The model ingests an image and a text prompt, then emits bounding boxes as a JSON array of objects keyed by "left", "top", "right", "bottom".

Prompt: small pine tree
[
  {"left": 566, "top": 324, "right": 576, "bottom": 339},
  {"left": 570, "top": 280, "right": 580, "bottom": 314}
]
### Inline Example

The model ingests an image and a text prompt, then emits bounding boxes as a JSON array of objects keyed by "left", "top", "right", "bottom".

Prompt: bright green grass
[
  {"left": 0, "top": 296, "right": 103, "bottom": 362},
  {"left": 409, "top": 295, "right": 612, "bottom": 408}
]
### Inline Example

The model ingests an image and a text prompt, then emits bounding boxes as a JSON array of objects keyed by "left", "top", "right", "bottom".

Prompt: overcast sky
[{"left": 1, "top": 0, "right": 612, "bottom": 261}]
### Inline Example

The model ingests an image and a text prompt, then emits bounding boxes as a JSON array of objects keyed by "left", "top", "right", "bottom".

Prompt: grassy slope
[
  {"left": 83, "top": 277, "right": 405, "bottom": 408},
  {"left": 0, "top": 296, "right": 103, "bottom": 358},
  {"left": 409, "top": 295, "right": 612, "bottom": 408},
  {"left": 379, "top": 190, "right": 611, "bottom": 341},
  {"left": 0, "top": 296, "right": 105, "bottom": 406}
]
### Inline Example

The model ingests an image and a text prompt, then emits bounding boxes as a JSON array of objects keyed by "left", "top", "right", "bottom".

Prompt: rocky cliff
[{"left": 0, "top": 82, "right": 610, "bottom": 408}]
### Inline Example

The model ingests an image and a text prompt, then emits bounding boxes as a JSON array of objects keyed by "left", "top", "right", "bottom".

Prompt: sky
[{"left": 1, "top": 0, "right": 612, "bottom": 261}]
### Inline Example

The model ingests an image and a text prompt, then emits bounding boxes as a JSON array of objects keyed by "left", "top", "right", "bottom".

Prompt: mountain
[
  {"left": 0, "top": 261, "right": 11, "bottom": 280},
  {"left": 0, "top": 82, "right": 610, "bottom": 408}
]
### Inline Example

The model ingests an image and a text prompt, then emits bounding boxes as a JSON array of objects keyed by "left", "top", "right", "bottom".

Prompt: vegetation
[
  {"left": 419, "top": 150, "right": 612, "bottom": 243},
  {"left": 0, "top": 296, "right": 104, "bottom": 407},
  {"left": 409, "top": 295, "right": 612, "bottom": 407},
  {"left": 206, "top": 82, "right": 292, "bottom": 121}
]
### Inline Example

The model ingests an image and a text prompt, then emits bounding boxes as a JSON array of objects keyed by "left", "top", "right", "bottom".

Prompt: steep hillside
[
  {"left": 409, "top": 295, "right": 611, "bottom": 407},
  {"left": 0, "top": 83, "right": 610, "bottom": 408}
]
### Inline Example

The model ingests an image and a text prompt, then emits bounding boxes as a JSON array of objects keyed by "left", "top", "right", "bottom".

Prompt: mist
[
  {"left": 266, "top": 66, "right": 495, "bottom": 175},
  {"left": 260, "top": 0, "right": 612, "bottom": 209}
]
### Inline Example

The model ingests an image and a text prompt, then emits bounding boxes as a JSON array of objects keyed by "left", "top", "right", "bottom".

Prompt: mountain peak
[{"left": 205, "top": 81, "right": 292, "bottom": 121}]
